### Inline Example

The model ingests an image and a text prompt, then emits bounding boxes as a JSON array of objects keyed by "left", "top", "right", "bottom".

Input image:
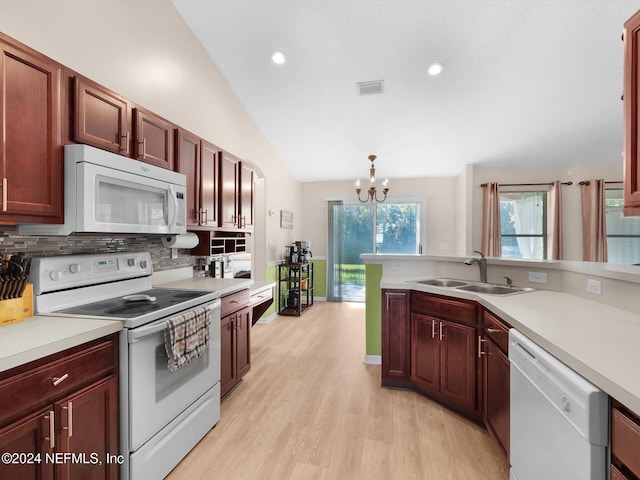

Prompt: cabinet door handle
[
  {"left": 439, "top": 322, "right": 444, "bottom": 341},
  {"left": 487, "top": 328, "right": 502, "bottom": 334},
  {"left": 120, "top": 131, "right": 129, "bottom": 152},
  {"left": 431, "top": 319, "right": 437, "bottom": 339},
  {"left": 1, "top": 178, "right": 7, "bottom": 211},
  {"left": 139, "top": 138, "right": 147, "bottom": 158},
  {"left": 202, "top": 209, "right": 208, "bottom": 224},
  {"left": 52, "top": 373, "right": 69, "bottom": 386},
  {"left": 44, "top": 411, "right": 55, "bottom": 449},
  {"left": 62, "top": 401, "right": 73, "bottom": 438},
  {"left": 478, "top": 336, "right": 487, "bottom": 358}
]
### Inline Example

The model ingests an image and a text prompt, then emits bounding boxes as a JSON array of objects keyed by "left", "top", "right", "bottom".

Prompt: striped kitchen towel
[{"left": 164, "top": 304, "right": 211, "bottom": 371}]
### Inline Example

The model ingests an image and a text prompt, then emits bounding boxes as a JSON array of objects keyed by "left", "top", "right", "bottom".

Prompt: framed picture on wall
[{"left": 280, "top": 210, "right": 293, "bottom": 229}]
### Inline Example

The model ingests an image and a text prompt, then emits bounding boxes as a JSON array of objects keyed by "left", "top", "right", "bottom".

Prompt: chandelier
[{"left": 355, "top": 154, "right": 389, "bottom": 203}]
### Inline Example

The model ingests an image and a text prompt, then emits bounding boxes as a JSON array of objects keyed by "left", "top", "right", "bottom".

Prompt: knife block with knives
[{"left": 0, "top": 253, "right": 33, "bottom": 326}]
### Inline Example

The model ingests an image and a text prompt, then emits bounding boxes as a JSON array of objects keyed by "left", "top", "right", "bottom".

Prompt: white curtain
[{"left": 511, "top": 194, "right": 543, "bottom": 259}]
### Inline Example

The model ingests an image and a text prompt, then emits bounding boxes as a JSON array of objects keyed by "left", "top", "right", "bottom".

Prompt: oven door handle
[
  {"left": 128, "top": 301, "right": 220, "bottom": 343},
  {"left": 129, "top": 319, "right": 167, "bottom": 343}
]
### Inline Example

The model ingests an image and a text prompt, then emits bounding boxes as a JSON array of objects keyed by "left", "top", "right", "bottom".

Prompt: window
[
  {"left": 606, "top": 189, "right": 640, "bottom": 264},
  {"left": 500, "top": 191, "right": 547, "bottom": 259}
]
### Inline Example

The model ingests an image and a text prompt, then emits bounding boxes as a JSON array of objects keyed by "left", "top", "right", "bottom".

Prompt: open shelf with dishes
[{"left": 277, "top": 261, "right": 314, "bottom": 316}]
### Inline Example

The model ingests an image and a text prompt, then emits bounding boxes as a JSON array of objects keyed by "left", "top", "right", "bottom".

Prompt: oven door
[{"left": 127, "top": 301, "right": 220, "bottom": 450}]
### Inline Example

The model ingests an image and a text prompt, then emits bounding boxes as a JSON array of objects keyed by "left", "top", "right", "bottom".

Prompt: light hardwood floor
[{"left": 167, "top": 301, "right": 509, "bottom": 480}]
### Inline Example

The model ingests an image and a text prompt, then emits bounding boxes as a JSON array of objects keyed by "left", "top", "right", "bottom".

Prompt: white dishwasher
[{"left": 509, "top": 329, "right": 609, "bottom": 480}]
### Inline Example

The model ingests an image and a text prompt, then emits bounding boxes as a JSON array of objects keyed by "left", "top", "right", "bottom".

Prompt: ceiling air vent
[{"left": 357, "top": 80, "right": 384, "bottom": 96}]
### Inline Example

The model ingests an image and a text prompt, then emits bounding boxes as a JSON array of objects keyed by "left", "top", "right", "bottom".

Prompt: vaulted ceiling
[{"left": 172, "top": 0, "right": 638, "bottom": 182}]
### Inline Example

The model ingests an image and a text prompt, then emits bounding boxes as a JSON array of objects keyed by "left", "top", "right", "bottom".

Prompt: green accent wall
[
  {"left": 263, "top": 265, "right": 279, "bottom": 318},
  {"left": 365, "top": 263, "right": 382, "bottom": 355},
  {"left": 313, "top": 259, "right": 327, "bottom": 298}
]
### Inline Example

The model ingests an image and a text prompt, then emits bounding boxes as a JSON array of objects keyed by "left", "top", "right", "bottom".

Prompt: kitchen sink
[
  {"left": 455, "top": 284, "right": 534, "bottom": 295},
  {"left": 413, "top": 278, "right": 469, "bottom": 287}
]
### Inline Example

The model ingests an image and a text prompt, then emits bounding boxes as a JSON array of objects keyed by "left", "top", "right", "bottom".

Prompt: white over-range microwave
[{"left": 18, "top": 144, "right": 187, "bottom": 236}]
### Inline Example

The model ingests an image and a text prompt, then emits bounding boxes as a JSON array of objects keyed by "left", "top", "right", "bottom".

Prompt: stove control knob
[
  {"left": 127, "top": 258, "right": 135, "bottom": 267},
  {"left": 140, "top": 260, "right": 148, "bottom": 269},
  {"left": 49, "top": 269, "right": 63, "bottom": 281},
  {"left": 69, "top": 263, "right": 81, "bottom": 274}
]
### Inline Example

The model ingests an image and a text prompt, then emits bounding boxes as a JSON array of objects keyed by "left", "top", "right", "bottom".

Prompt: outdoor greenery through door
[{"left": 328, "top": 200, "right": 421, "bottom": 302}]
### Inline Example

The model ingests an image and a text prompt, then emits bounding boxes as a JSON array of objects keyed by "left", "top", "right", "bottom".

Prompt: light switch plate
[{"left": 528, "top": 272, "right": 547, "bottom": 284}]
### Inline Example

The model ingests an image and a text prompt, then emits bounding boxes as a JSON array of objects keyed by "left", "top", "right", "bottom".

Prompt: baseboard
[
  {"left": 256, "top": 312, "right": 278, "bottom": 324},
  {"left": 363, "top": 355, "right": 381, "bottom": 365}
]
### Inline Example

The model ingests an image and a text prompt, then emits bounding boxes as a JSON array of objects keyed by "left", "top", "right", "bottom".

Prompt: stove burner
[{"left": 52, "top": 287, "right": 214, "bottom": 321}]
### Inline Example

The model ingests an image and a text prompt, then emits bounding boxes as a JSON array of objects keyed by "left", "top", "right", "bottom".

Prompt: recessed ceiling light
[
  {"left": 428, "top": 62, "right": 444, "bottom": 76},
  {"left": 271, "top": 51, "right": 286, "bottom": 65}
]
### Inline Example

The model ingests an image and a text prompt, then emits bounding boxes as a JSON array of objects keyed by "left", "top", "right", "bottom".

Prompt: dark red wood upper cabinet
[
  {"left": 176, "top": 128, "right": 201, "bottom": 226},
  {"left": 175, "top": 129, "right": 218, "bottom": 227},
  {"left": 200, "top": 140, "right": 218, "bottom": 227},
  {"left": 0, "top": 34, "right": 63, "bottom": 223},
  {"left": 623, "top": 10, "right": 640, "bottom": 215},
  {"left": 239, "top": 162, "right": 254, "bottom": 229},
  {"left": 74, "top": 76, "right": 129, "bottom": 155},
  {"left": 218, "top": 150, "right": 240, "bottom": 229},
  {"left": 133, "top": 107, "right": 174, "bottom": 169}
]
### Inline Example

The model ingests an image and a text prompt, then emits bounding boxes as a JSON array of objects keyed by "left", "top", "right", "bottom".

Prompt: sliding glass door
[{"left": 328, "top": 200, "right": 421, "bottom": 302}]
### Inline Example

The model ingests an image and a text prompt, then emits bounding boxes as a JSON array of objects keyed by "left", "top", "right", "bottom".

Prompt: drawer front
[
  {"left": 411, "top": 292, "right": 477, "bottom": 326},
  {"left": 250, "top": 286, "right": 273, "bottom": 307},
  {"left": 483, "top": 310, "right": 510, "bottom": 354},
  {"left": 612, "top": 406, "right": 640, "bottom": 478},
  {"left": 0, "top": 337, "right": 117, "bottom": 426},
  {"left": 221, "top": 289, "right": 250, "bottom": 318}
]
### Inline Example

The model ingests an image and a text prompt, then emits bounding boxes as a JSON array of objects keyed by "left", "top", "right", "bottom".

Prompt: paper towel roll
[{"left": 161, "top": 232, "right": 199, "bottom": 249}]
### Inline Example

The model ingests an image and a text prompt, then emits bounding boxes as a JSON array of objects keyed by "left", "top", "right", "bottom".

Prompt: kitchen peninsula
[{"left": 363, "top": 253, "right": 640, "bottom": 415}]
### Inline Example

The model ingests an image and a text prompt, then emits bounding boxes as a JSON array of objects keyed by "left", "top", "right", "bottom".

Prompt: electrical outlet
[
  {"left": 587, "top": 279, "right": 602, "bottom": 295},
  {"left": 391, "top": 263, "right": 403, "bottom": 271},
  {"left": 528, "top": 272, "right": 547, "bottom": 284}
]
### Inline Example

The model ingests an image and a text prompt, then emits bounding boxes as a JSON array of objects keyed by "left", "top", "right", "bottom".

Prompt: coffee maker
[{"left": 293, "top": 241, "right": 312, "bottom": 263}]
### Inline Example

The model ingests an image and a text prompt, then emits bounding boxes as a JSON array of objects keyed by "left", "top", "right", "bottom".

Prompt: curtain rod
[
  {"left": 480, "top": 181, "right": 573, "bottom": 187},
  {"left": 578, "top": 180, "right": 623, "bottom": 186}
]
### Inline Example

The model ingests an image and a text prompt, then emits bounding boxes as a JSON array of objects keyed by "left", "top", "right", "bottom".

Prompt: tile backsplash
[{"left": 0, "top": 226, "right": 194, "bottom": 272}]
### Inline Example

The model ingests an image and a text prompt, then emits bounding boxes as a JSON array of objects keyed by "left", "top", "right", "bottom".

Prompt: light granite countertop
[
  {"left": 0, "top": 274, "right": 274, "bottom": 373},
  {"left": 383, "top": 275, "right": 640, "bottom": 417},
  {"left": 0, "top": 316, "right": 122, "bottom": 373}
]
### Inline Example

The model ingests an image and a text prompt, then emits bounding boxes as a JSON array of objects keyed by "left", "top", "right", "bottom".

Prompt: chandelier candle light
[{"left": 355, "top": 155, "right": 389, "bottom": 203}]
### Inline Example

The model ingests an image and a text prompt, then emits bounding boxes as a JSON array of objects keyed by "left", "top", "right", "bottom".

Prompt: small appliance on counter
[
  {"left": 285, "top": 241, "right": 312, "bottom": 264},
  {"left": 208, "top": 255, "right": 233, "bottom": 278}
]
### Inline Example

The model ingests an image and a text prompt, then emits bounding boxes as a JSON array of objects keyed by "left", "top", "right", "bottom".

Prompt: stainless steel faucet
[{"left": 464, "top": 250, "right": 487, "bottom": 283}]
